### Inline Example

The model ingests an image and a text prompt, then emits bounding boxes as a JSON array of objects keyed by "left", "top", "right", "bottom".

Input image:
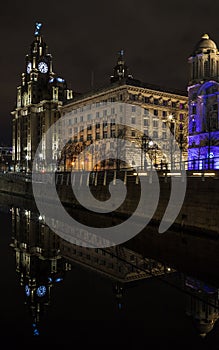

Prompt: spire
[
  {"left": 34, "top": 22, "right": 42, "bottom": 36},
  {"left": 110, "top": 49, "right": 133, "bottom": 83}
]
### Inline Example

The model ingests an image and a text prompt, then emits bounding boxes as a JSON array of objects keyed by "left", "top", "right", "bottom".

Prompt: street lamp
[
  {"left": 163, "top": 114, "right": 176, "bottom": 170},
  {"left": 141, "top": 135, "right": 157, "bottom": 170},
  {"left": 25, "top": 155, "right": 30, "bottom": 173}
]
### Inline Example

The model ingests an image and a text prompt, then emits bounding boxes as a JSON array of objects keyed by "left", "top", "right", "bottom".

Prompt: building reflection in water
[
  {"left": 183, "top": 274, "right": 219, "bottom": 338},
  {"left": 9, "top": 205, "right": 219, "bottom": 338}
]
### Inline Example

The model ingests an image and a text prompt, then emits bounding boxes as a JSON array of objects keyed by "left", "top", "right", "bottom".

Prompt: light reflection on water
[{"left": 0, "top": 193, "right": 219, "bottom": 348}]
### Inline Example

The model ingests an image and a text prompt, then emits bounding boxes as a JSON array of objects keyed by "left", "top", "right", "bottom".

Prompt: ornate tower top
[
  {"left": 188, "top": 33, "right": 219, "bottom": 85},
  {"left": 192, "top": 33, "right": 218, "bottom": 55},
  {"left": 110, "top": 49, "right": 133, "bottom": 83},
  {"left": 34, "top": 22, "right": 42, "bottom": 36}
]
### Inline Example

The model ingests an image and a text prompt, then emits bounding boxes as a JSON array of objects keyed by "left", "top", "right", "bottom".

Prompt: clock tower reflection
[{"left": 10, "top": 206, "right": 71, "bottom": 336}]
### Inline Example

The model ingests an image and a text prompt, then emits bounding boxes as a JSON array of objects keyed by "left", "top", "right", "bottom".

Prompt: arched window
[{"left": 204, "top": 60, "right": 210, "bottom": 77}]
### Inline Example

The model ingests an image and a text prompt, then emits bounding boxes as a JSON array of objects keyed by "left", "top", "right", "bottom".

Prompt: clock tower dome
[{"left": 12, "top": 22, "right": 73, "bottom": 172}]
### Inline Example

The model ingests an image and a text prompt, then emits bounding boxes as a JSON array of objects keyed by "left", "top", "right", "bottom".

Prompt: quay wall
[{"left": 0, "top": 171, "right": 218, "bottom": 235}]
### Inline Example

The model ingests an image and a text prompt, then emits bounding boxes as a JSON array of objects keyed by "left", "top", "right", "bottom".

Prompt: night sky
[{"left": 1, "top": 0, "right": 219, "bottom": 145}]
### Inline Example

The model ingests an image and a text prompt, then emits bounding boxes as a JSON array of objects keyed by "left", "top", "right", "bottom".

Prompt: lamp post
[
  {"left": 141, "top": 135, "right": 157, "bottom": 170},
  {"left": 25, "top": 155, "right": 30, "bottom": 173},
  {"left": 163, "top": 114, "right": 176, "bottom": 170}
]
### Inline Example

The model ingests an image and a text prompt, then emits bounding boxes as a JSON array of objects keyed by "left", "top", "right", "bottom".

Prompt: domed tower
[
  {"left": 11, "top": 22, "right": 73, "bottom": 172},
  {"left": 188, "top": 34, "right": 219, "bottom": 85},
  {"left": 187, "top": 34, "right": 219, "bottom": 170}
]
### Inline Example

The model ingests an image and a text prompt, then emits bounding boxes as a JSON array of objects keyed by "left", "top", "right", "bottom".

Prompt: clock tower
[{"left": 12, "top": 22, "right": 73, "bottom": 171}]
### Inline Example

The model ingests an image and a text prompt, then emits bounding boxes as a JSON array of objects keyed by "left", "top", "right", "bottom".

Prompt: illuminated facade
[
  {"left": 11, "top": 23, "right": 73, "bottom": 172},
  {"left": 188, "top": 34, "right": 219, "bottom": 170},
  {"left": 61, "top": 51, "right": 188, "bottom": 171}
]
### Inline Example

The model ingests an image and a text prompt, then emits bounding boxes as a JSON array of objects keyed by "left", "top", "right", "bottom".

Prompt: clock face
[
  {"left": 27, "top": 62, "right": 32, "bottom": 74},
  {"left": 38, "top": 62, "right": 48, "bottom": 73},
  {"left": 36, "top": 285, "right": 46, "bottom": 297}
]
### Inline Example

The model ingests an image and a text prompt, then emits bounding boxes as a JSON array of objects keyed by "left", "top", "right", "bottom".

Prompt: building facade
[
  {"left": 60, "top": 52, "right": 188, "bottom": 172},
  {"left": 188, "top": 34, "right": 219, "bottom": 170},
  {"left": 11, "top": 23, "right": 73, "bottom": 172},
  {"left": 12, "top": 24, "right": 188, "bottom": 173}
]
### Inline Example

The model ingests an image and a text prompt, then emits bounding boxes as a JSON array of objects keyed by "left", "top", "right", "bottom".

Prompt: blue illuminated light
[
  {"left": 35, "top": 22, "right": 42, "bottom": 36},
  {"left": 55, "top": 277, "right": 63, "bottom": 283},
  {"left": 32, "top": 323, "right": 40, "bottom": 336},
  {"left": 57, "top": 77, "right": 65, "bottom": 83},
  {"left": 36, "top": 285, "right": 46, "bottom": 297},
  {"left": 49, "top": 78, "right": 54, "bottom": 83},
  {"left": 48, "top": 277, "right": 52, "bottom": 283},
  {"left": 25, "top": 285, "right": 30, "bottom": 297}
]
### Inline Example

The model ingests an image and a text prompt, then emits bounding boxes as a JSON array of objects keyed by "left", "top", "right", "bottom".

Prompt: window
[
  {"left": 154, "top": 98, "right": 159, "bottom": 105},
  {"left": 144, "top": 119, "right": 149, "bottom": 127},
  {"left": 144, "top": 96, "right": 150, "bottom": 103},
  {"left": 68, "top": 128, "right": 72, "bottom": 135},
  {"left": 74, "top": 127, "right": 78, "bottom": 133},
  {"left": 111, "top": 107, "right": 115, "bottom": 115},
  {"left": 87, "top": 114, "right": 92, "bottom": 121},
  {"left": 80, "top": 116, "right": 83, "bottom": 122},
  {"left": 131, "top": 117, "right": 136, "bottom": 124},
  {"left": 103, "top": 131, "right": 108, "bottom": 138},
  {"left": 111, "top": 130, "right": 116, "bottom": 137},
  {"left": 87, "top": 124, "right": 92, "bottom": 131},
  {"left": 163, "top": 100, "right": 168, "bottom": 106},
  {"left": 153, "top": 131, "right": 158, "bottom": 138},
  {"left": 74, "top": 117, "right": 77, "bottom": 123},
  {"left": 192, "top": 120, "right": 196, "bottom": 133},
  {"left": 131, "top": 130, "right": 136, "bottom": 137},
  {"left": 180, "top": 113, "right": 184, "bottom": 122},
  {"left": 162, "top": 132, "right": 167, "bottom": 140},
  {"left": 103, "top": 110, "right": 107, "bottom": 117},
  {"left": 87, "top": 134, "right": 92, "bottom": 141},
  {"left": 162, "top": 111, "right": 167, "bottom": 118},
  {"left": 96, "top": 111, "right": 100, "bottom": 118},
  {"left": 96, "top": 123, "right": 100, "bottom": 129},
  {"left": 96, "top": 133, "right": 100, "bottom": 140},
  {"left": 132, "top": 106, "right": 136, "bottom": 112},
  {"left": 192, "top": 105, "right": 196, "bottom": 114},
  {"left": 162, "top": 122, "right": 166, "bottom": 129},
  {"left": 172, "top": 102, "right": 177, "bottom": 108},
  {"left": 103, "top": 121, "right": 108, "bottom": 128},
  {"left": 154, "top": 109, "right": 158, "bottom": 116},
  {"left": 68, "top": 119, "right": 72, "bottom": 126},
  {"left": 153, "top": 120, "right": 158, "bottom": 128},
  {"left": 111, "top": 119, "right": 115, "bottom": 125},
  {"left": 80, "top": 135, "right": 84, "bottom": 142},
  {"left": 144, "top": 108, "right": 149, "bottom": 115}
]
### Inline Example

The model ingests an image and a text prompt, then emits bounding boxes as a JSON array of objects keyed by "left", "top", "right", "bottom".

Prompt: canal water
[{"left": 0, "top": 193, "right": 219, "bottom": 349}]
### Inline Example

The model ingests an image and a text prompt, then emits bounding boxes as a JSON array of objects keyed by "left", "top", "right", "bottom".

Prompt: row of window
[
  {"left": 67, "top": 110, "right": 184, "bottom": 125},
  {"left": 129, "top": 94, "right": 186, "bottom": 109},
  {"left": 69, "top": 130, "right": 168, "bottom": 142}
]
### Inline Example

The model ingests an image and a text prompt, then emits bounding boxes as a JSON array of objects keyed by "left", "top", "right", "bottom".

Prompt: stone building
[
  {"left": 60, "top": 51, "right": 188, "bottom": 171},
  {"left": 11, "top": 23, "right": 73, "bottom": 172},
  {"left": 188, "top": 34, "right": 219, "bottom": 170}
]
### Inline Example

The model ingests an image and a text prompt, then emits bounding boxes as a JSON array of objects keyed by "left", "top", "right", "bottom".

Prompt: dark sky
[{"left": 1, "top": 0, "right": 219, "bottom": 145}]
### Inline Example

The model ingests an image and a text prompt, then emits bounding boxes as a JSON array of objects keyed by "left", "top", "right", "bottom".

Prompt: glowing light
[
  {"left": 25, "top": 285, "right": 30, "bottom": 297},
  {"left": 36, "top": 285, "right": 46, "bottom": 297},
  {"left": 35, "top": 22, "right": 42, "bottom": 36},
  {"left": 55, "top": 278, "right": 63, "bottom": 283}
]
